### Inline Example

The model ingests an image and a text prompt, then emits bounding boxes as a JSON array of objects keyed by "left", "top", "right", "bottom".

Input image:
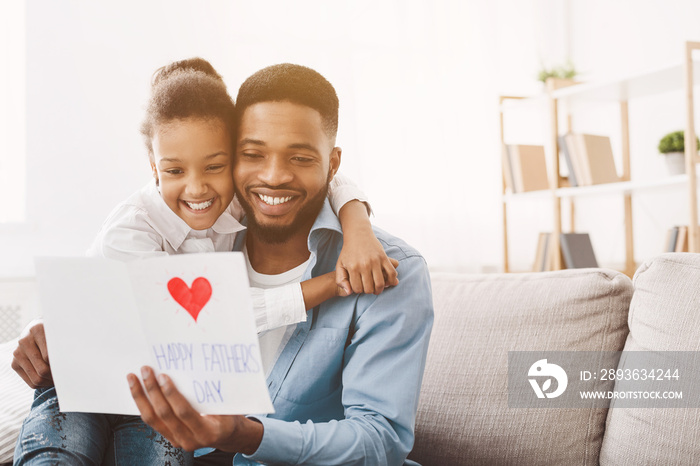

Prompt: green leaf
[{"left": 658, "top": 130, "right": 700, "bottom": 154}]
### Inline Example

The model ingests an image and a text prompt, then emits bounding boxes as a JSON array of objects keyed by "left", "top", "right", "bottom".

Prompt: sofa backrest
[
  {"left": 600, "top": 253, "right": 700, "bottom": 465},
  {"left": 410, "top": 269, "right": 632, "bottom": 465}
]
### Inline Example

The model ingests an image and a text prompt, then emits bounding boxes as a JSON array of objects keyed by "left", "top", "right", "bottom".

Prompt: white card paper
[{"left": 35, "top": 253, "right": 274, "bottom": 416}]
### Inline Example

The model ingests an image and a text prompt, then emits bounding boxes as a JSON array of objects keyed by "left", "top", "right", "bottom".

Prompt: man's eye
[
  {"left": 292, "top": 156, "right": 313, "bottom": 163},
  {"left": 241, "top": 152, "right": 262, "bottom": 159}
]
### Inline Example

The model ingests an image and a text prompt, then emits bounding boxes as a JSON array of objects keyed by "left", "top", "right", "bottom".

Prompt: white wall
[
  {"left": 2, "top": 0, "right": 697, "bottom": 278},
  {"left": 0, "top": 1, "right": 26, "bottom": 223},
  {"left": 1, "top": 0, "right": 527, "bottom": 277}
]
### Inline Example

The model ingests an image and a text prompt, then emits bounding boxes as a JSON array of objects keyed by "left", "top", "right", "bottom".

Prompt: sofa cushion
[
  {"left": 410, "top": 269, "right": 632, "bottom": 465},
  {"left": 600, "top": 253, "right": 700, "bottom": 465}
]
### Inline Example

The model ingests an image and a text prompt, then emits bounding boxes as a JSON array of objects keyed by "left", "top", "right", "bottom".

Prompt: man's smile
[
  {"left": 257, "top": 194, "right": 293, "bottom": 206},
  {"left": 248, "top": 188, "right": 302, "bottom": 217}
]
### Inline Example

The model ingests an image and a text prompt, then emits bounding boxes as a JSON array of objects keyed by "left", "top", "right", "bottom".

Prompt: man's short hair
[{"left": 235, "top": 63, "right": 339, "bottom": 139}]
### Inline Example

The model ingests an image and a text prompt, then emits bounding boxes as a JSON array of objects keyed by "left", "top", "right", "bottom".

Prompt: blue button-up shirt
[{"left": 232, "top": 200, "right": 434, "bottom": 465}]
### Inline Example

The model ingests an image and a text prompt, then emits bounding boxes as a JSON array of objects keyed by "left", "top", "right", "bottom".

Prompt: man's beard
[{"left": 236, "top": 176, "right": 330, "bottom": 245}]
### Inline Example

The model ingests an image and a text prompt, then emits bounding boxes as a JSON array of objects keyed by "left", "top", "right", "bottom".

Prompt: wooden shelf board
[
  {"left": 551, "top": 61, "right": 700, "bottom": 106},
  {"left": 503, "top": 174, "right": 690, "bottom": 201},
  {"left": 499, "top": 96, "right": 546, "bottom": 112},
  {"left": 503, "top": 189, "right": 553, "bottom": 201},
  {"left": 556, "top": 174, "right": 688, "bottom": 198},
  {"left": 500, "top": 61, "right": 700, "bottom": 112}
]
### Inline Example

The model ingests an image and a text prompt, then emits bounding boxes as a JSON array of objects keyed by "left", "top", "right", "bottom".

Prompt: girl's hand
[
  {"left": 336, "top": 199, "right": 399, "bottom": 295},
  {"left": 336, "top": 226, "right": 399, "bottom": 295},
  {"left": 11, "top": 320, "right": 53, "bottom": 389}
]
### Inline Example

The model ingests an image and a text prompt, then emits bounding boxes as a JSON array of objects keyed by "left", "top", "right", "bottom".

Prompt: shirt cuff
[
  {"left": 243, "top": 416, "right": 303, "bottom": 464},
  {"left": 328, "top": 174, "right": 372, "bottom": 216},
  {"left": 251, "top": 284, "right": 307, "bottom": 334},
  {"left": 194, "top": 447, "right": 215, "bottom": 457}
]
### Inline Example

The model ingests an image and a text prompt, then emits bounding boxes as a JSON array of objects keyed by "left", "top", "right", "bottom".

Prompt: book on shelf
[
  {"left": 580, "top": 134, "right": 620, "bottom": 185},
  {"left": 675, "top": 226, "right": 689, "bottom": 252},
  {"left": 532, "top": 233, "right": 565, "bottom": 272},
  {"left": 532, "top": 232, "right": 549, "bottom": 272},
  {"left": 562, "top": 133, "right": 620, "bottom": 186},
  {"left": 563, "top": 133, "right": 587, "bottom": 185},
  {"left": 560, "top": 233, "right": 599, "bottom": 269},
  {"left": 559, "top": 135, "right": 577, "bottom": 187},
  {"left": 666, "top": 226, "right": 689, "bottom": 252},
  {"left": 666, "top": 226, "right": 680, "bottom": 252},
  {"left": 501, "top": 143, "right": 515, "bottom": 192},
  {"left": 504, "top": 144, "right": 549, "bottom": 193},
  {"left": 547, "top": 235, "right": 565, "bottom": 271}
]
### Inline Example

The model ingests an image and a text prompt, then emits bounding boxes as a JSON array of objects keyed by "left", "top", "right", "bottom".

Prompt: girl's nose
[{"left": 185, "top": 175, "right": 207, "bottom": 197}]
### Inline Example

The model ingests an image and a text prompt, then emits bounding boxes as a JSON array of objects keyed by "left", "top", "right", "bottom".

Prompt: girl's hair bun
[
  {"left": 151, "top": 57, "right": 223, "bottom": 87},
  {"left": 141, "top": 57, "right": 235, "bottom": 160}
]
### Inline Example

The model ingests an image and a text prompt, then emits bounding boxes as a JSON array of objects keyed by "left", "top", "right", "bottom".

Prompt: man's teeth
[
  {"left": 258, "top": 194, "right": 293, "bottom": 206},
  {"left": 185, "top": 199, "right": 214, "bottom": 210}
]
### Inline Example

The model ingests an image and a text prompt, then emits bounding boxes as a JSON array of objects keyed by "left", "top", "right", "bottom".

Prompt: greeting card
[{"left": 35, "top": 253, "right": 273, "bottom": 415}]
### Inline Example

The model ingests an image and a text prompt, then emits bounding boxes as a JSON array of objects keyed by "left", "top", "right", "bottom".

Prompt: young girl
[{"left": 13, "top": 58, "right": 396, "bottom": 466}]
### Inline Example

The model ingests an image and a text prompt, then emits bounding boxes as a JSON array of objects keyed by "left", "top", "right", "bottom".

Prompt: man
[{"left": 129, "top": 63, "right": 435, "bottom": 465}]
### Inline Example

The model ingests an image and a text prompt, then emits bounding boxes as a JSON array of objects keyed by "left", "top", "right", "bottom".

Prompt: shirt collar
[
  {"left": 210, "top": 204, "right": 247, "bottom": 235},
  {"left": 307, "top": 200, "right": 343, "bottom": 253},
  {"left": 143, "top": 181, "right": 245, "bottom": 251}
]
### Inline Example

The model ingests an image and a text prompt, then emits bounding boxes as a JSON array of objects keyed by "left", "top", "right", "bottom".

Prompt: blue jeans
[{"left": 14, "top": 387, "right": 193, "bottom": 466}]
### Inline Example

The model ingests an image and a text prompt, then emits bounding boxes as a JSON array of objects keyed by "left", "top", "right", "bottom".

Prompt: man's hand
[
  {"left": 128, "top": 366, "right": 263, "bottom": 455},
  {"left": 11, "top": 320, "right": 53, "bottom": 389}
]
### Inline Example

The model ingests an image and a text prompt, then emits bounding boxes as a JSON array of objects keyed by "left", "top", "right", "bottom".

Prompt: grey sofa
[
  {"left": 4, "top": 253, "right": 700, "bottom": 465},
  {"left": 410, "top": 253, "right": 700, "bottom": 465}
]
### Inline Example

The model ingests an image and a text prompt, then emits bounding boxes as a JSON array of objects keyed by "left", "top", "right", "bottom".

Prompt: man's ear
[
  {"left": 328, "top": 147, "right": 341, "bottom": 181},
  {"left": 150, "top": 159, "right": 159, "bottom": 187}
]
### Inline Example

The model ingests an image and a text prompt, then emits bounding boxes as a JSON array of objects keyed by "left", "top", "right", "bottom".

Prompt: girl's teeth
[
  {"left": 258, "top": 194, "right": 293, "bottom": 206},
  {"left": 185, "top": 199, "right": 214, "bottom": 210}
]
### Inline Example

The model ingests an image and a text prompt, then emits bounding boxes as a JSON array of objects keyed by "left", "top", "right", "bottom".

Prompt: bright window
[{"left": 0, "top": 0, "right": 26, "bottom": 223}]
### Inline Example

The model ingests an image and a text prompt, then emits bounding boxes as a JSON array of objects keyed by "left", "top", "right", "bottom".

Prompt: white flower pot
[{"left": 664, "top": 152, "right": 686, "bottom": 175}]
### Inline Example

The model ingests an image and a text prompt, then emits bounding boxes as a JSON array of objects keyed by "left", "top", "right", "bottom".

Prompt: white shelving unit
[
  {"left": 551, "top": 62, "right": 700, "bottom": 106},
  {"left": 503, "top": 173, "right": 692, "bottom": 201},
  {"left": 500, "top": 41, "right": 700, "bottom": 275}
]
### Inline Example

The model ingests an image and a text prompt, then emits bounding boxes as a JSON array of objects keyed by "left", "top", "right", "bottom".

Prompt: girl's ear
[{"left": 150, "top": 160, "right": 159, "bottom": 187}]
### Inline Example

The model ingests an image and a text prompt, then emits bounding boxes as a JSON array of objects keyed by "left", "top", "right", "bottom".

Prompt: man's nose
[{"left": 259, "top": 157, "right": 293, "bottom": 187}]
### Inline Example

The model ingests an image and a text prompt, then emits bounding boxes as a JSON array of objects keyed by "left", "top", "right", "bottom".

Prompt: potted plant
[
  {"left": 658, "top": 130, "right": 700, "bottom": 175},
  {"left": 537, "top": 61, "right": 578, "bottom": 91}
]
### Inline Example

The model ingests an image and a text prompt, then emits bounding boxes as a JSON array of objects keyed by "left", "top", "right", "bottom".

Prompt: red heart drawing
[{"left": 167, "top": 277, "right": 212, "bottom": 322}]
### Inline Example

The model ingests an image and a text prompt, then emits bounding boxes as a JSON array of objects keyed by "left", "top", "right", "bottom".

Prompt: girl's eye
[
  {"left": 206, "top": 165, "right": 225, "bottom": 171},
  {"left": 164, "top": 169, "right": 183, "bottom": 175}
]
